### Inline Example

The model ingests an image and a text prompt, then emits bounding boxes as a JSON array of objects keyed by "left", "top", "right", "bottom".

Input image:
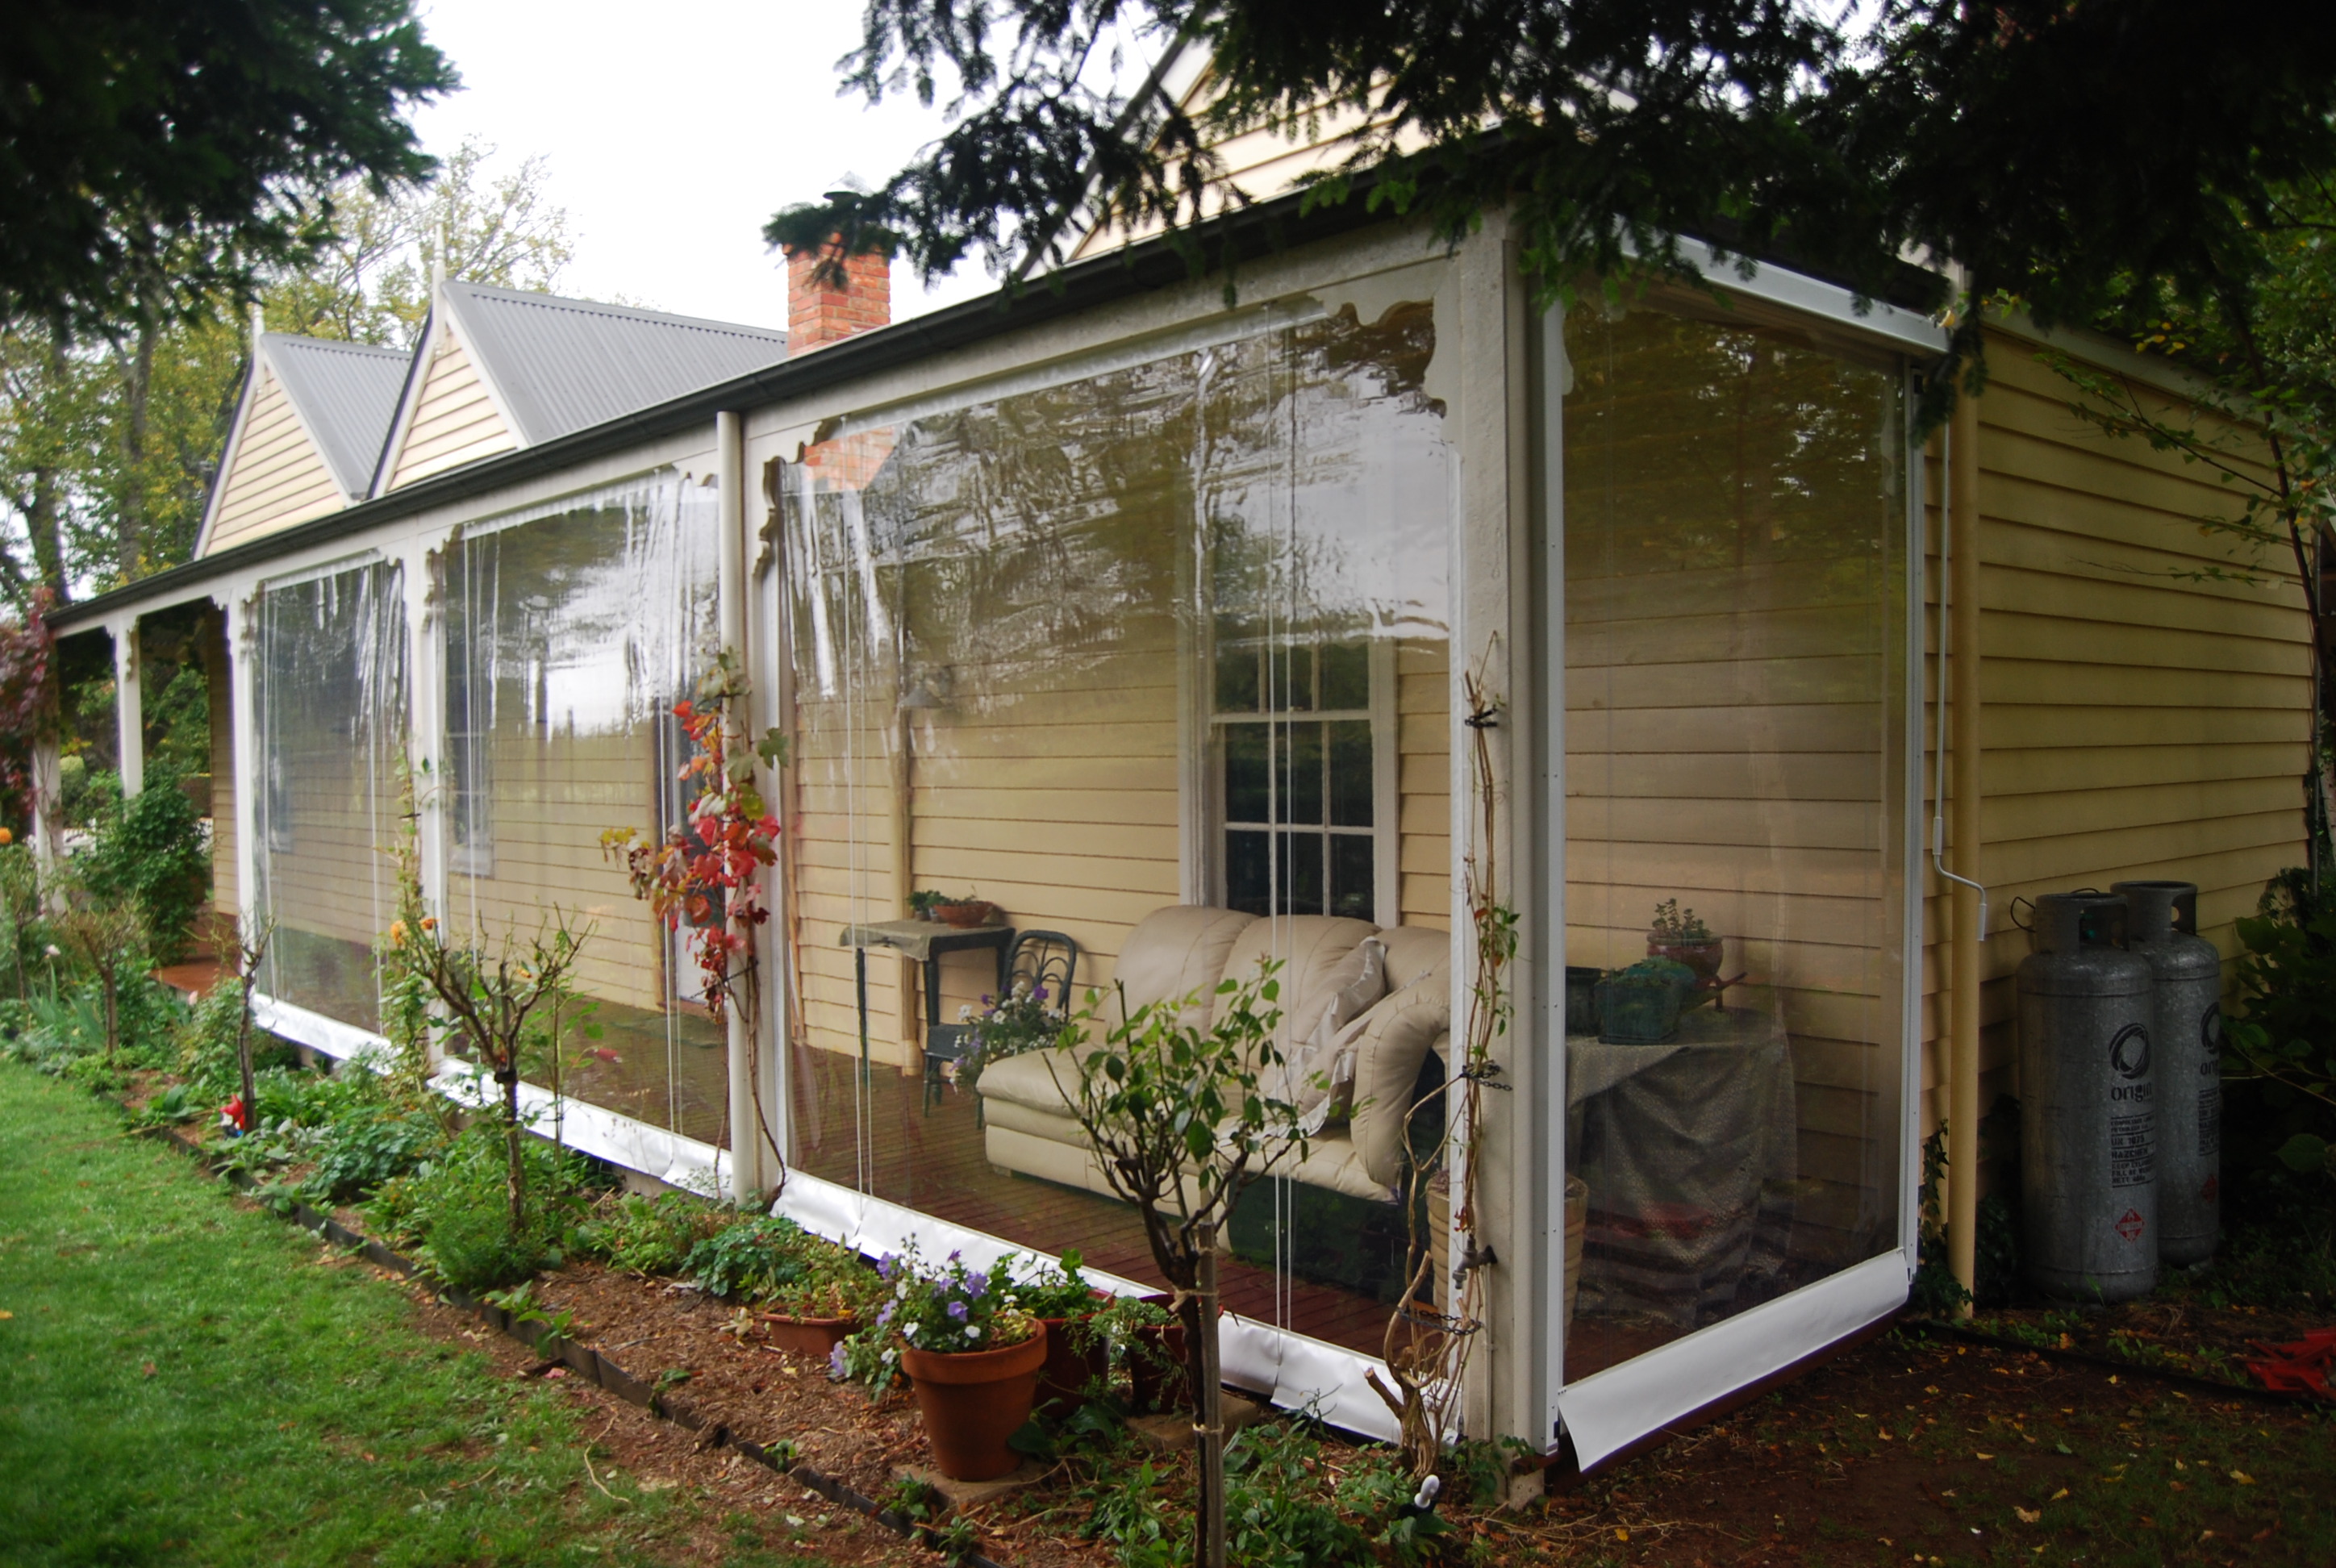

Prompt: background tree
[
  {"left": 0, "top": 0, "right": 456, "bottom": 335},
  {"left": 770, "top": 1, "right": 2336, "bottom": 394}
]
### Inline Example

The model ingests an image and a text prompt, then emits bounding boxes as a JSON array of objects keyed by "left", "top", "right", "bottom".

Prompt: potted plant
[
  {"left": 1596, "top": 957, "right": 1697, "bottom": 1044},
  {"left": 881, "top": 1248, "right": 1048, "bottom": 1481},
  {"left": 1646, "top": 899, "right": 1723, "bottom": 988},
  {"left": 954, "top": 979, "right": 1070, "bottom": 1093},
  {"left": 760, "top": 1246, "right": 882, "bottom": 1357},
  {"left": 907, "top": 889, "right": 951, "bottom": 922},
  {"left": 932, "top": 895, "right": 995, "bottom": 929},
  {"left": 1016, "top": 1249, "right": 1111, "bottom": 1412}
]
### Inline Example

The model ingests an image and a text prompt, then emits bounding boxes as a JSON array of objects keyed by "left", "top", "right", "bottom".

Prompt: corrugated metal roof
[
  {"left": 262, "top": 335, "right": 411, "bottom": 498},
  {"left": 440, "top": 281, "right": 789, "bottom": 445}
]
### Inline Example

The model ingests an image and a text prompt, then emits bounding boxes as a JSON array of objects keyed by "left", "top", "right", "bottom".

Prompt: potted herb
[
  {"left": 955, "top": 979, "right": 1070, "bottom": 1094},
  {"left": 1646, "top": 899, "right": 1723, "bottom": 988},
  {"left": 881, "top": 1248, "right": 1047, "bottom": 1481},
  {"left": 1016, "top": 1249, "right": 1110, "bottom": 1412},
  {"left": 907, "top": 889, "right": 951, "bottom": 922}
]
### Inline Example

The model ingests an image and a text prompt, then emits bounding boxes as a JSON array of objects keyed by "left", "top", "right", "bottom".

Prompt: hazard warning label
[
  {"left": 2198, "top": 1085, "right": 2221, "bottom": 1159},
  {"left": 2109, "top": 1112, "right": 2155, "bottom": 1188},
  {"left": 2114, "top": 1208, "right": 2146, "bottom": 1243}
]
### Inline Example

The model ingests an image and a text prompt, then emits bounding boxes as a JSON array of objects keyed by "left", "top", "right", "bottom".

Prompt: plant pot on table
[
  {"left": 1646, "top": 930, "right": 1724, "bottom": 990},
  {"left": 934, "top": 900, "right": 995, "bottom": 929},
  {"left": 899, "top": 1324, "right": 1049, "bottom": 1481}
]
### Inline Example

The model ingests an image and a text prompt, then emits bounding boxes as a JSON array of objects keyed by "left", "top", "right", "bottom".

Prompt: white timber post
[
  {"left": 227, "top": 589, "right": 264, "bottom": 971},
  {"left": 399, "top": 536, "right": 447, "bottom": 1066},
  {"left": 716, "top": 410, "right": 771, "bottom": 1201},
  {"left": 111, "top": 616, "right": 144, "bottom": 799}
]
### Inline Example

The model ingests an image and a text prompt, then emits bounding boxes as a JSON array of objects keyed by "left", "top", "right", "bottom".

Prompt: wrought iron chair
[{"left": 924, "top": 928, "right": 1081, "bottom": 1114}]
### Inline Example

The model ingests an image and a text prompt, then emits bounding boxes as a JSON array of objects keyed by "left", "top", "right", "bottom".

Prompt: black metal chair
[{"left": 924, "top": 928, "right": 1081, "bottom": 1113}]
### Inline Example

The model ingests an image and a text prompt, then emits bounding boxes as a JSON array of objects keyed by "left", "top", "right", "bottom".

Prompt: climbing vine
[
  {"left": 603, "top": 651, "right": 790, "bottom": 1191},
  {"left": 1370, "top": 646, "right": 1512, "bottom": 1478}
]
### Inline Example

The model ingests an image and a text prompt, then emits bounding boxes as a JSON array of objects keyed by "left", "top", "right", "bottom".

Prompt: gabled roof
[
  {"left": 436, "top": 280, "right": 790, "bottom": 446},
  {"left": 261, "top": 334, "right": 411, "bottom": 498}
]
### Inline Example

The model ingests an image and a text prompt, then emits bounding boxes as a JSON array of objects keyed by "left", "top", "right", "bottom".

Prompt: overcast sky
[{"left": 406, "top": 0, "right": 1003, "bottom": 327}]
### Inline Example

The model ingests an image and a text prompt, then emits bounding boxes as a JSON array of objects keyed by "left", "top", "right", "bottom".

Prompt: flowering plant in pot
[
  {"left": 954, "top": 978, "right": 1070, "bottom": 1093},
  {"left": 849, "top": 1247, "right": 1046, "bottom": 1481}
]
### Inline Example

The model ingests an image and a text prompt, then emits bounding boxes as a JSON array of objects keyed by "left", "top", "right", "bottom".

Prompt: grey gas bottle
[
  {"left": 2017, "top": 891, "right": 2159, "bottom": 1303},
  {"left": 2110, "top": 880, "right": 2221, "bottom": 1266}
]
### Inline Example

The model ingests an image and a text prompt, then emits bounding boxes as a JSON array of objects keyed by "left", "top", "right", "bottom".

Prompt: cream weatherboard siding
[
  {"left": 206, "top": 369, "right": 344, "bottom": 552},
  {"left": 384, "top": 326, "right": 515, "bottom": 490},
  {"left": 1917, "top": 327, "right": 2313, "bottom": 1140}
]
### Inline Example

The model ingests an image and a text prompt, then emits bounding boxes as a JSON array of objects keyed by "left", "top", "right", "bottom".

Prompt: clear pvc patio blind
[
  {"left": 252, "top": 557, "right": 408, "bottom": 1032},
  {"left": 441, "top": 470, "right": 723, "bottom": 1143}
]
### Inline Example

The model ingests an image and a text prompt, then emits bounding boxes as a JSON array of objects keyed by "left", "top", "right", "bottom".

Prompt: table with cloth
[{"left": 1566, "top": 1003, "right": 1799, "bottom": 1328}]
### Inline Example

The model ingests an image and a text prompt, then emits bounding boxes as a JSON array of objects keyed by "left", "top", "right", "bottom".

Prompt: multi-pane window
[{"left": 1214, "top": 636, "right": 1377, "bottom": 920}]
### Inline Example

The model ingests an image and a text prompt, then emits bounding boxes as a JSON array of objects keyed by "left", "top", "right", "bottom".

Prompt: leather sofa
[{"left": 975, "top": 905, "right": 1454, "bottom": 1203}]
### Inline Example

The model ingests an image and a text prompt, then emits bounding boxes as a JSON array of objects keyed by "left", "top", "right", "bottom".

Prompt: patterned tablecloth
[{"left": 1566, "top": 1003, "right": 1797, "bottom": 1327}]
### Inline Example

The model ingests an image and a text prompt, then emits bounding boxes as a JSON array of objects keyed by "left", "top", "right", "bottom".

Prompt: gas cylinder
[
  {"left": 2112, "top": 879, "right": 2221, "bottom": 1266},
  {"left": 2017, "top": 891, "right": 2159, "bottom": 1302}
]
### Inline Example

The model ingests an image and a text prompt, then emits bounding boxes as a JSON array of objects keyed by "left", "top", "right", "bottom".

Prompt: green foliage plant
[
  {"left": 2226, "top": 880, "right": 2336, "bottom": 1182},
  {"left": 48, "top": 872, "right": 144, "bottom": 1062},
  {"left": 368, "top": 1123, "right": 599, "bottom": 1293},
  {"left": 0, "top": 841, "right": 46, "bottom": 1002},
  {"left": 1648, "top": 898, "right": 1712, "bottom": 941},
  {"left": 81, "top": 762, "right": 210, "bottom": 961},
  {"left": 583, "top": 1189, "right": 732, "bottom": 1278},
  {"left": 683, "top": 1213, "right": 819, "bottom": 1300}
]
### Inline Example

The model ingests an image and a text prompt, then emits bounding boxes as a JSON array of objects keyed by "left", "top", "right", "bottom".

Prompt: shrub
[
  {"left": 2228, "top": 876, "right": 2336, "bottom": 1182},
  {"left": 369, "top": 1126, "right": 600, "bottom": 1293},
  {"left": 304, "top": 1098, "right": 446, "bottom": 1203},
  {"left": 582, "top": 1190, "right": 731, "bottom": 1278},
  {"left": 81, "top": 763, "right": 210, "bottom": 962},
  {"left": 682, "top": 1213, "right": 820, "bottom": 1299}
]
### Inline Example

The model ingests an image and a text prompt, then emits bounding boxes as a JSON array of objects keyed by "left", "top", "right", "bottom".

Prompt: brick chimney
[{"left": 785, "top": 240, "right": 891, "bottom": 353}]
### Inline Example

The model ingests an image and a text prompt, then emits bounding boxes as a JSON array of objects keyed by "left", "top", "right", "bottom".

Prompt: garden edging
[{"left": 141, "top": 1120, "right": 1013, "bottom": 1567}]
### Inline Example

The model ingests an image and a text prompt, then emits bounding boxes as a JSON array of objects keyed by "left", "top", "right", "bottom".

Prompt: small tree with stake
[
  {"left": 1054, "top": 963, "right": 1302, "bottom": 1568},
  {"left": 395, "top": 912, "right": 591, "bottom": 1235}
]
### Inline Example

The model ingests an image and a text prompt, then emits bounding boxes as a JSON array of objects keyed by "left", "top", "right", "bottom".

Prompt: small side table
[{"left": 837, "top": 920, "right": 1014, "bottom": 1106}]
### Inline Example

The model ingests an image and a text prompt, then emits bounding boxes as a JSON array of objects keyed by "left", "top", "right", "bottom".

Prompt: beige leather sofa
[{"left": 976, "top": 905, "right": 1453, "bottom": 1203}]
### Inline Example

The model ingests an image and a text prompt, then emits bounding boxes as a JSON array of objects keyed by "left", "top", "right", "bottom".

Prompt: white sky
[{"left": 406, "top": 0, "right": 1004, "bottom": 327}]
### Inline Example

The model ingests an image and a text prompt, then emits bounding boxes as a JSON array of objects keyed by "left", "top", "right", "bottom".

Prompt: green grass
[{"left": 0, "top": 1059, "right": 684, "bottom": 1567}]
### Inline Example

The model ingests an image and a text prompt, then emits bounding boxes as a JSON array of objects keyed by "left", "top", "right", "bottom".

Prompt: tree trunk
[
  {"left": 501, "top": 1068, "right": 527, "bottom": 1235},
  {"left": 100, "top": 969, "right": 118, "bottom": 1062},
  {"left": 112, "top": 319, "right": 154, "bottom": 581}
]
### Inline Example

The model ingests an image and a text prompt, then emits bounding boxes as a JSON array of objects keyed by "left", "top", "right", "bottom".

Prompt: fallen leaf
[
  {"left": 0, "top": 1311, "right": 13, "bottom": 1320},
  {"left": 2230, "top": 1470, "right": 2255, "bottom": 1486},
  {"left": 140, "top": 1362, "right": 156, "bottom": 1377},
  {"left": 2049, "top": 1489, "right": 2069, "bottom": 1502},
  {"left": 1976, "top": 1453, "right": 1994, "bottom": 1461},
  {"left": 2016, "top": 1508, "right": 2041, "bottom": 1524},
  {"left": 1614, "top": 1528, "right": 1629, "bottom": 1542}
]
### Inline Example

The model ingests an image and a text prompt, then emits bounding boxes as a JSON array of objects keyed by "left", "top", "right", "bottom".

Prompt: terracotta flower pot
[
  {"left": 1645, "top": 930, "right": 1723, "bottom": 988},
  {"left": 935, "top": 900, "right": 994, "bottom": 929},
  {"left": 1127, "top": 1292, "right": 1203, "bottom": 1415},
  {"left": 758, "top": 1311, "right": 857, "bottom": 1357},
  {"left": 1036, "top": 1312, "right": 1110, "bottom": 1412},
  {"left": 899, "top": 1324, "right": 1048, "bottom": 1481}
]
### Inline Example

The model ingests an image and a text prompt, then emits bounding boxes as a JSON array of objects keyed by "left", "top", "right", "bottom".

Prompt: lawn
[{"left": 0, "top": 1057, "right": 706, "bottom": 1568}]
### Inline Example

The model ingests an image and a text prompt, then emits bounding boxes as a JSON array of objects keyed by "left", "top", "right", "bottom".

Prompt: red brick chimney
[{"left": 785, "top": 240, "right": 891, "bottom": 353}]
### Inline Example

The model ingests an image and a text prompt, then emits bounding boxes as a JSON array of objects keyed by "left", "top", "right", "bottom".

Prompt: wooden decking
[{"left": 789, "top": 1049, "right": 1396, "bottom": 1357}]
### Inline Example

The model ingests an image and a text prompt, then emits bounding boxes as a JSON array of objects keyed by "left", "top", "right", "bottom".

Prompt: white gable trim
[
  {"left": 369, "top": 298, "right": 525, "bottom": 498},
  {"left": 434, "top": 285, "right": 535, "bottom": 448},
  {"left": 192, "top": 355, "right": 265, "bottom": 559}
]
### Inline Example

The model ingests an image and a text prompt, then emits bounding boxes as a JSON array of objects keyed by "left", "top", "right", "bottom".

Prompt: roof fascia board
[
  {"left": 368, "top": 307, "right": 440, "bottom": 497},
  {"left": 190, "top": 350, "right": 262, "bottom": 558},
  {"left": 1987, "top": 307, "right": 2238, "bottom": 415},
  {"left": 434, "top": 284, "right": 536, "bottom": 447}
]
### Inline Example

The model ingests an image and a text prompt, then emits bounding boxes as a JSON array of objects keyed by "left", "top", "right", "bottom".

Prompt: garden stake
[{"left": 1195, "top": 1219, "right": 1224, "bottom": 1568}]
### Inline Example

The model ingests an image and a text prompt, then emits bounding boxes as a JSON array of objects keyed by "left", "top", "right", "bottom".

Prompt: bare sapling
[
  {"left": 1055, "top": 963, "right": 1303, "bottom": 1568},
  {"left": 398, "top": 911, "right": 593, "bottom": 1233}
]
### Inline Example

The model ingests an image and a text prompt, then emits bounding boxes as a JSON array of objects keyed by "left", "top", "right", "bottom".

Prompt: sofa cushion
[
  {"left": 1379, "top": 924, "right": 1451, "bottom": 992},
  {"left": 975, "top": 1043, "right": 1085, "bottom": 1117},
  {"left": 1281, "top": 936, "right": 1386, "bottom": 1130},
  {"left": 1349, "top": 972, "right": 1453, "bottom": 1190},
  {"left": 1216, "top": 915, "right": 1380, "bottom": 1049},
  {"left": 1110, "top": 905, "right": 1259, "bottom": 1026}
]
